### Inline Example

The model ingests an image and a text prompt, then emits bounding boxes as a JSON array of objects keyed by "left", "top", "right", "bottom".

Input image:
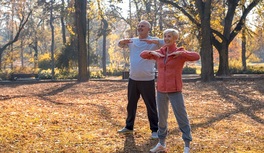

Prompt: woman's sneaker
[{"left": 150, "top": 143, "right": 167, "bottom": 153}]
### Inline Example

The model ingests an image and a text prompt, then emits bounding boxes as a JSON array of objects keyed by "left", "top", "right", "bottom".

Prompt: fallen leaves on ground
[{"left": 0, "top": 79, "right": 263, "bottom": 153}]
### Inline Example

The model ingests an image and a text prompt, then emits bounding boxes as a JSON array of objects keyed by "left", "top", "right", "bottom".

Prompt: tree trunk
[
  {"left": 10, "top": 45, "right": 13, "bottom": 70},
  {"left": 158, "top": 2, "right": 163, "bottom": 31},
  {"left": 102, "top": 19, "right": 108, "bottom": 76},
  {"left": 216, "top": 43, "right": 229, "bottom": 76},
  {"left": 50, "top": 0, "right": 55, "bottom": 80},
  {"left": 87, "top": 17, "right": 90, "bottom": 79},
  {"left": 242, "top": 27, "right": 247, "bottom": 71},
  {"left": 196, "top": 0, "right": 215, "bottom": 82},
  {"left": 33, "top": 40, "right": 38, "bottom": 71},
  {"left": 200, "top": 27, "right": 214, "bottom": 81},
  {"left": 75, "top": 0, "right": 88, "bottom": 82},
  {"left": 215, "top": 0, "right": 237, "bottom": 76},
  {"left": 61, "top": 0, "right": 67, "bottom": 45},
  {"left": 0, "top": 54, "right": 1, "bottom": 70},
  {"left": 20, "top": 41, "right": 24, "bottom": 68}
]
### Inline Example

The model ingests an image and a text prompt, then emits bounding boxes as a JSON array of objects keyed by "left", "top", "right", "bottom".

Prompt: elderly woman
[{"left": 140, "top": 29, "right": 200, "bottom": 153}]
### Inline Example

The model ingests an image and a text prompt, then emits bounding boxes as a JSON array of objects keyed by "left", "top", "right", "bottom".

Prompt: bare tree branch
[{"left": 0, "top": 10, "right": 32, "bottom": 56}]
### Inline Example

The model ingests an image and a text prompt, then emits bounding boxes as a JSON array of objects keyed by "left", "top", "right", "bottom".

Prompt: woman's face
[{"left": 164, "top": 32, "right": 176, "bottom": 46}]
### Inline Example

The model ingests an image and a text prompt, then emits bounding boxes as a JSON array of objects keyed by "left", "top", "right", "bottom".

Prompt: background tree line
[{"left": 0, "top": 0, "right": 263, "bottom": 82}]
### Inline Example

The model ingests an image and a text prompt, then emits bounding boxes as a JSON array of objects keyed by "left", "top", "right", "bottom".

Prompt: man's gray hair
[{"left": 139, "top": 20, "right": 151, "bottom": 28}]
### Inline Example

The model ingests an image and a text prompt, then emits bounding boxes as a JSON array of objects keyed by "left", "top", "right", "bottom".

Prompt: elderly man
[{"left": 117, "top": 20, "right": 164, "bottom": 139}]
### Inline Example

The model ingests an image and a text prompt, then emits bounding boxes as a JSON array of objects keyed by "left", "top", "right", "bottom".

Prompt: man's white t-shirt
[{"left": 119, "top": 36, "right": 164, "bottom": 81}]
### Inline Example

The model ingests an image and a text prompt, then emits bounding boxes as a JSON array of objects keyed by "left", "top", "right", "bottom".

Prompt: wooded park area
[
  {"left": 0, "top": 0, "right": 263, "bottom": 82},
  {"left": 0, "top": 1, "right": 263, "bottom": 152}
]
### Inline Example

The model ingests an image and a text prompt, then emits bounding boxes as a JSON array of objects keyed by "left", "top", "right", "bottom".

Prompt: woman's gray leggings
[{"left": 156, "top": 91, "right": 192, "bottom": 142}]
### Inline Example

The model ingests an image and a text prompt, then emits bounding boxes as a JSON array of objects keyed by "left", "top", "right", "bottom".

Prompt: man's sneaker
[
  {"left": 150, "top": 143, "right": 167, "bottom": 153},
  {"left": 183, "top": 147, "right": 190, "bottom": 153},
  {"left": 117, "top": 127, "right": 133, "bottom": 133},
  {"left": 151, "top": 132, "right": 159, "bottom": 139}
]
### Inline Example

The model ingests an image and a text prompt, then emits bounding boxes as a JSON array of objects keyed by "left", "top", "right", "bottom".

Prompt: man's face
[{"left": 137, "top": 22, "right": 149, "bottom": 36}]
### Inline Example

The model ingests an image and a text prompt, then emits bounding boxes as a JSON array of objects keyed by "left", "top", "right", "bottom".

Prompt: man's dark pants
[{"left": 125, "top": 78, "right": 158, "bottom": 132}]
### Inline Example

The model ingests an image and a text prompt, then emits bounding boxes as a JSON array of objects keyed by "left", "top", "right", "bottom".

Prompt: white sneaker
[
  {"left": 151, "top": 132, "right": 159, "bottom": 139},
  {"left": 183, "top": 147, "right": 190, "bottom": 153},
  {"left": 150, "top": 143, "right": 167, "bottom": 153}
]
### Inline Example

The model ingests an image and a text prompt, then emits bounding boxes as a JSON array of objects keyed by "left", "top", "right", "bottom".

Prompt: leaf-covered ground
[{"left": 0, "top": 77, "right": 263, "bottom": 153}]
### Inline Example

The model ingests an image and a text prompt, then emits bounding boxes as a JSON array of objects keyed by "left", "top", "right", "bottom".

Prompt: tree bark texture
[
  {"left": 50, "top": 0, "right": 55, "bottom": 80},
  {"left": 75, "top": 0, "right": 88, "bottom": 82},
  {"left": 196, "top": 0, "right": 215, "bottom": 82}
]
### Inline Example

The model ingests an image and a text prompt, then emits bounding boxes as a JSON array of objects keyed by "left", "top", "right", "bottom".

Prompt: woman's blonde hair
[{"left": 163, "top": 29, "right": 179, "bottom": 40}]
